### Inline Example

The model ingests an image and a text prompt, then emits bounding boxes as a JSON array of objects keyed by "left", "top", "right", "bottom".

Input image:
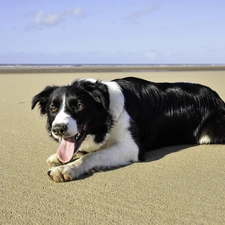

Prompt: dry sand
[{"left": 1, "top": 70, "right": 225, "bottom": 225}]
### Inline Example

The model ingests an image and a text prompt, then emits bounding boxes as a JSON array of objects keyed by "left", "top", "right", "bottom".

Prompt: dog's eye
[
  {"left": 72, "top": 103, "right": 84, "bottom": 111},
  {"left": 50, "top": 105, "right": 58, "bottom": 113},
  {"left": 76, "top": 103, "right": 84, "bottom": 110}
]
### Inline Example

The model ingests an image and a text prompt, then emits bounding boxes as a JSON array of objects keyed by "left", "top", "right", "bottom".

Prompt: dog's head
[{"left": 31, "top": 79, "right": 112, "bottom": 163}]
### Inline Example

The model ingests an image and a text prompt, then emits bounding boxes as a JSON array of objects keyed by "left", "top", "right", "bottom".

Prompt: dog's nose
[{"left": 52, "top": 124, "right": 67, "bottom": 136}]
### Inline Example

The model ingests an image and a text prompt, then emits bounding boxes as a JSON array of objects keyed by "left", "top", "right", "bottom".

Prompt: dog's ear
[
  {"left": 87, "top": 81, "right": 110, "bottom": 111},
  {"left": 31, "top": 86, "right": 58, "bottom": 114}
]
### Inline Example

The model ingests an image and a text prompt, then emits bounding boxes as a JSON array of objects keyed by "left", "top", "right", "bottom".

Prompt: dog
[{"left": 31, "top": 77, "right": 225, "bottom": 182}]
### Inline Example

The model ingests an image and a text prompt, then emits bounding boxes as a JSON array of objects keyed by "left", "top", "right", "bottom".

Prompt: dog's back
[{"left": 114, "top": 77, "right": 225, "bottom": 152}]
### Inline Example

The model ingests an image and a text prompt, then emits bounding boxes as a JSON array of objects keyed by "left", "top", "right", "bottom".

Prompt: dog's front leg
[
  {"left": 46, "top": 151, "right": 88, "bottom": 168},
  {"left": 47, "top": 142, "right": 139, "bottom": 182},
  {"left": 46, "top": 153, "right": 62, "bottom": 167}
]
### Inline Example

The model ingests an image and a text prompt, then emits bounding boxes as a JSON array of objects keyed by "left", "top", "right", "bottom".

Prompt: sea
[
  {"left": 0, "top": 64, "right": 225, "bottom": 73},
  {"left": 0, "top": 63, "right": 223, "bottom": 68}
]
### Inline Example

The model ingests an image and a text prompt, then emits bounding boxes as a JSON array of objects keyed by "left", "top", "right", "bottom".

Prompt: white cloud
[
  {"left": 165, "top": 51, "right": 172, "bottom": 57},
  {"left": 123, "top": 3, "right": 160, "bottom": 24},
  {"left": 209, "top": 47, "right": 225, "bottom": 52},
  {"left": 65, "top": 8, "right": 84, "bottom": 17},
  {"left": 30, "top": 8, "right": 85, "bottom": 29},
  {"left": 145, "top": 50, "right": 174, "bottom": 60},
  {"left": 34, "top": 11, "right": 63, "bottom": 27},
  {"left": 199, "top": 46, "right": 225, "bottom": 52},
  {"left": 145, "top": 50, "right": 159, "bottom": 59}
]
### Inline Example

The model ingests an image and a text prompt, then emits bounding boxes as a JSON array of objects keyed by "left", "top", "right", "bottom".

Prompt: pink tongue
[{"left": 56, "top": 139, "right": 75, "bottom": 163}]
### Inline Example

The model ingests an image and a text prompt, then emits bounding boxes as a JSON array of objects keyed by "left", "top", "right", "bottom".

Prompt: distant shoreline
[{"left": 0, "top": 65, "right": 225, "bottom": 74}]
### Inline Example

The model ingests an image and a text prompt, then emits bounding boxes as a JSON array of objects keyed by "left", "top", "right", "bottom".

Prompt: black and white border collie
[{"left": 32, "top": 77, "right": 225, "bottom": 182}]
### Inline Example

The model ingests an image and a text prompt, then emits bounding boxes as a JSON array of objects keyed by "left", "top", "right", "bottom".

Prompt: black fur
[{"left": 114, "top": 77, "right": 225, "bottom": 157}]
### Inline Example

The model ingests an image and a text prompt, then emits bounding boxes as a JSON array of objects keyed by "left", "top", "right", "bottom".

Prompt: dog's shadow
[
  {"left": 75, "top": 145, "right": 193, "bottom": 181},
  {"left": 143, "top": 144, "right": 193, "bottom": 162}
]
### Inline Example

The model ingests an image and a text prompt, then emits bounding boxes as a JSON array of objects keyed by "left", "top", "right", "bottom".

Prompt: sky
[{"left": 0, "top": 0, "right": 225, "bottom": 64}]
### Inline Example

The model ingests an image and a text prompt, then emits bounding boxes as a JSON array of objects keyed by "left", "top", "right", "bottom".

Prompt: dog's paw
[
  {"left": 46, "top": 154, "right": 62, "bottom": 167},
  {"left": 47, "top": 165, "right": 77, "bottom": 182}
]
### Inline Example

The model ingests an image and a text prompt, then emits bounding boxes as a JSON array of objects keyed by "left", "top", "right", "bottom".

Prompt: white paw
[
  {"left": 47, "top": 163, "right": 81, "bottom": 182},
  {"left": 46, "top": 154, "right": 62, "bottom": 167}
]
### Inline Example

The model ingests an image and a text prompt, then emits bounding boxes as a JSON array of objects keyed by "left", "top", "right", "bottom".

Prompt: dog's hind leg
[{"left": 197, "top": 110, "right": 225, "bottom": 144}]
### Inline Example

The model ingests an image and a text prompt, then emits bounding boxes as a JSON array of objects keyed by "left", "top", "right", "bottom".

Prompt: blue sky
[{"left": 0, "top": 0, "right": 225, "bottom": 64}]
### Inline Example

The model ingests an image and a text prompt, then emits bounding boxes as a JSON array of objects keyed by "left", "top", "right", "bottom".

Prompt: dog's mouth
[{"left": 56, "top": 124, "right": 88, "bottom": 163}]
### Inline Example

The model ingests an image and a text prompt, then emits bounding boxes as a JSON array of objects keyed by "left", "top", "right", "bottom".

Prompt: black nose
[{"left": 52, "top": 124, "right": 67, "bottom": 136}]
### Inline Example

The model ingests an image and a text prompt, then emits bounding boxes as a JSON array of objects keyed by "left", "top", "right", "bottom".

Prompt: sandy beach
[{"left": 1, "top": 68, "right": 225, "bottom": 224}]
